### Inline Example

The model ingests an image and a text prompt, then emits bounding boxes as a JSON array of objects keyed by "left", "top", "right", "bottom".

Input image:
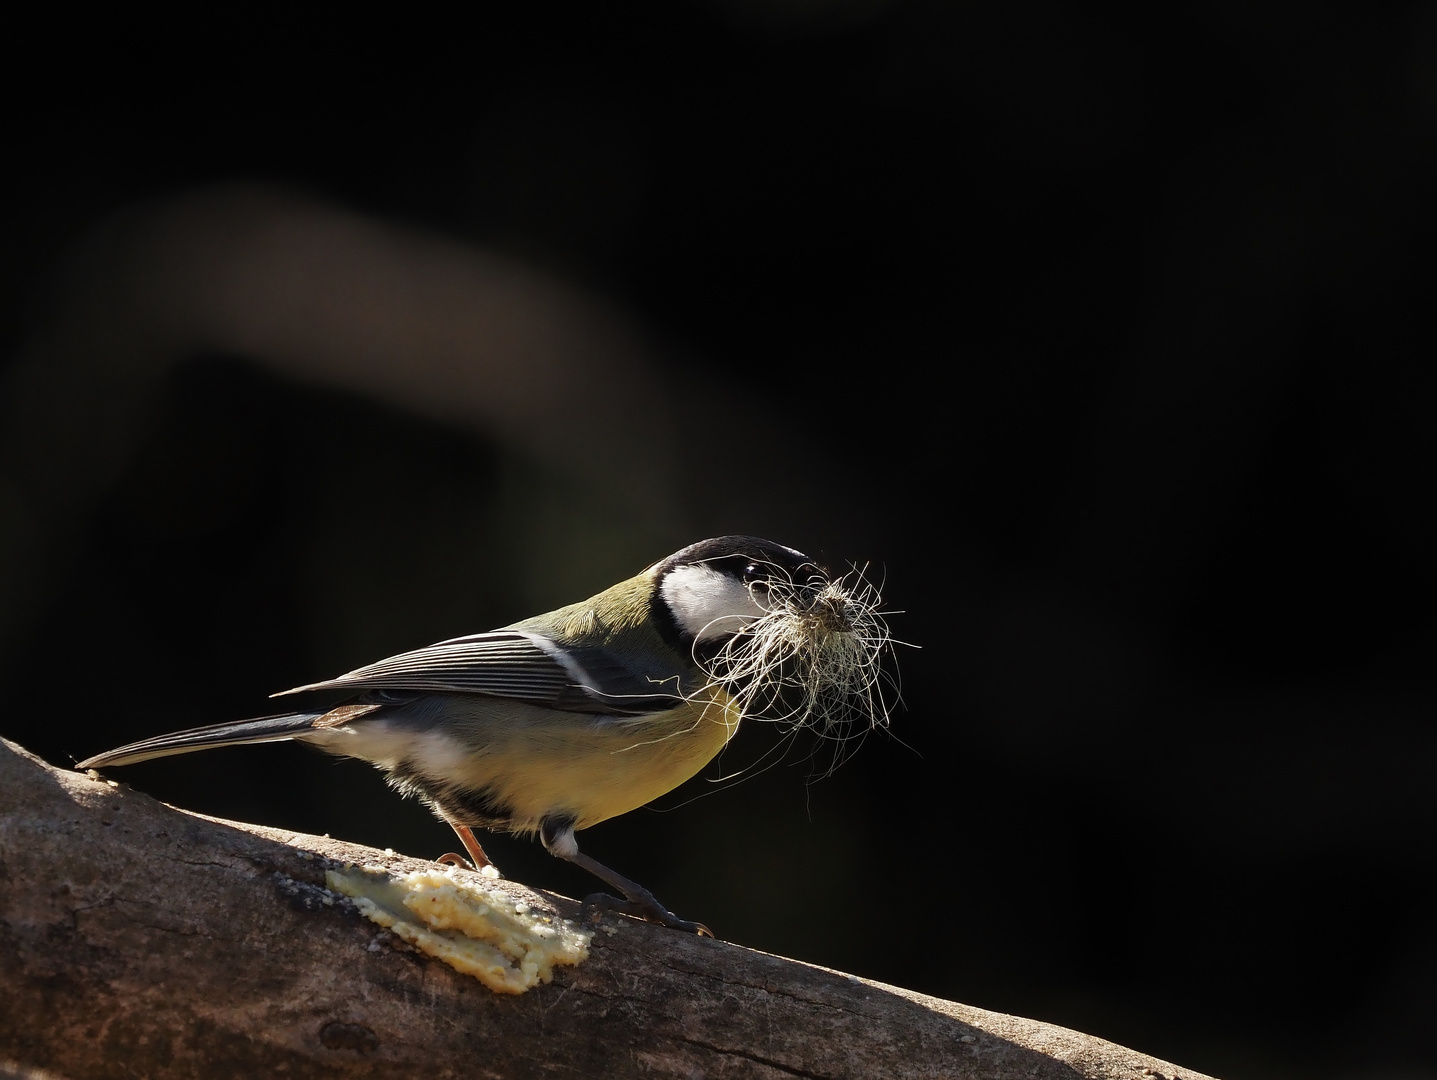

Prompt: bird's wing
[{"left": 273, "top": 631, "right": 685, "bottom": 715}]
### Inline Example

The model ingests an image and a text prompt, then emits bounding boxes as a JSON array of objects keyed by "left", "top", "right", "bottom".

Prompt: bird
[{"left": 77, "top": 535, "right": 891, "bottom": 935}]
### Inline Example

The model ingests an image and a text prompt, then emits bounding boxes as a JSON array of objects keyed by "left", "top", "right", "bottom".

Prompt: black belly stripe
[{"left": 385, "top": 758, "right": 518, "bottom": 832}]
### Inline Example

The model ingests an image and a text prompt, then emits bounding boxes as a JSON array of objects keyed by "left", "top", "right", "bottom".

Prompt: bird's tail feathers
[{"left": 76, "top": 712, "right": 324, "bottom": 769}]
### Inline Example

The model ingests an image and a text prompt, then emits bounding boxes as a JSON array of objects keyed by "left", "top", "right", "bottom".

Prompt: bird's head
[{"left": 650, "top": 535, "right": 894, "bottom": 745}]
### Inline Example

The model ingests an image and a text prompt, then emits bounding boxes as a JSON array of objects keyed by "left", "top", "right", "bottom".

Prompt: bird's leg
[
  {"left": 437, "top": 823, "right": 501, "bottom": 876},
  {"left": 540, "top": 817, "right": 713, "bottom": 937}
]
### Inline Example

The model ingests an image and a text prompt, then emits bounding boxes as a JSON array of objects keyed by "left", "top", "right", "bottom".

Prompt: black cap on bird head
[{"left": 649, "top": 535, "right": 830, "bottom": 653}]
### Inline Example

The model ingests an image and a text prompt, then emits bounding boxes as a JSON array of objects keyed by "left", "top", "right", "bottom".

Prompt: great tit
[{"left": 78, "top": 535, "right": 890, "bottom": 935}]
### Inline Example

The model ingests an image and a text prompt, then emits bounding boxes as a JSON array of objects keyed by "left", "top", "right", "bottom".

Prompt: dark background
[{"left": 3, "top": 5, "right": 1436, "bottom": 1078}]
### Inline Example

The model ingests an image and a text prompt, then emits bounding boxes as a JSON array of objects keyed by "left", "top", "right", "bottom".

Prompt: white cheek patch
[{"left": 661, "top": 564, "right": 767, "bottom": 643}]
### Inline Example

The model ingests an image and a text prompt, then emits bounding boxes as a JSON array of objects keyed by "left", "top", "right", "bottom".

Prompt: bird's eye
[{"left": 741, "top": 562, "right": 770, "bottom": 592}]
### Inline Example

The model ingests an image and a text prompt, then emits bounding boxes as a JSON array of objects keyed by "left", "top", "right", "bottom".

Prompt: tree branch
[{"left": 0, "top": 740, "right": 1216, "bottom": 1079}]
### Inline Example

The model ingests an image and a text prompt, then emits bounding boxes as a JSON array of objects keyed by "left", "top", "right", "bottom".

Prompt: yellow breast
[{"left": 495, "top": 685, "right": 740, "bottom": 831}]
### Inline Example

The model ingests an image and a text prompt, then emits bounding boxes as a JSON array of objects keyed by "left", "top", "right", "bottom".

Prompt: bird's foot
[
  {"left": 581, "top": 891, "right": 714, "bottom": 937},
  {"left": 435, "top": 852, "right": 503, "bottom": 878},
  {"left": 448, "top": 824, "right": 499, "bottom": 874}
]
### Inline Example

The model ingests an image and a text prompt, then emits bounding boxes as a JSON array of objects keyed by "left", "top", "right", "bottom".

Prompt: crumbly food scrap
[{"left": 327, "top": 865, "right": 591, "bottom": 994}]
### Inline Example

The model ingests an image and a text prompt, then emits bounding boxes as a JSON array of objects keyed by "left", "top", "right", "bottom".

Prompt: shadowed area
[{"left": 2, "top": 7, "right": 1435, "bottom": 1077}]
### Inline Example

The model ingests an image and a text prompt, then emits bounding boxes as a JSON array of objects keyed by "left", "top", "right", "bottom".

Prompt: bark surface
[{"left": 0, "top": 740, "right": 1217, "bottom": 1079}]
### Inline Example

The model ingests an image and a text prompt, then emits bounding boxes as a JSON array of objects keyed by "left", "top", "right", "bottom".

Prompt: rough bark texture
[{"left": 0, "top": 739, "right": 1217, "bottom": 1079}]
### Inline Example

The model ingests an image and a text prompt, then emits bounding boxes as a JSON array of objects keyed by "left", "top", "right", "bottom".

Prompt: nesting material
[{"left": 699, "top": 566, "right": 895, "bottom": 771}]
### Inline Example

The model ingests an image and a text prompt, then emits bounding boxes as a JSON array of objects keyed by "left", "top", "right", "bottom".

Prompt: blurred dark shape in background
[{"left": 2, "top": 4, "right": 1435, "bottom": 1078}]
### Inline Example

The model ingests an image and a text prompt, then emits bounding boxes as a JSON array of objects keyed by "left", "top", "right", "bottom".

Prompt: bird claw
[
  {"left": 435, "top": 852, "right": 504, "bottom": 879},
  {"left": 581, "top": 891, "right": 714, "bottom": 937}
]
